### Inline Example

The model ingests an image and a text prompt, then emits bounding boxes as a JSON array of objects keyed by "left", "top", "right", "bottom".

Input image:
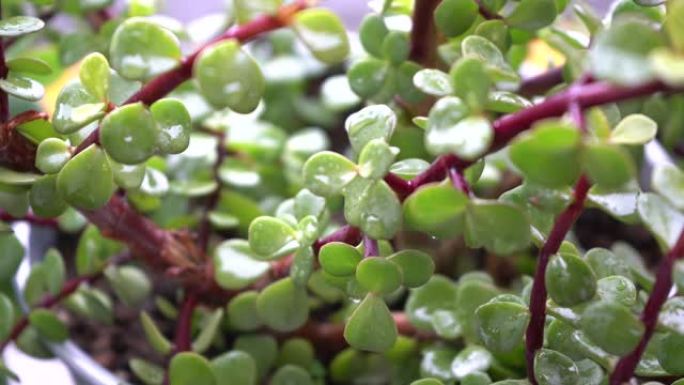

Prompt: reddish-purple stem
[
  {"left": 312, "top": 225, "right": 362, "bottom": 254},
  {"left": 448, "top": 167, "right": 471, "bottom": 196},
  {"left": 610, "top": 229, "right": 684, "bottom": 384},
  {"left": 475, "top": 0, "right": 503, "bottom": 19},
  {"left": 172, "top": 292, "right": 198, "bottom": 353},
  {"left": 0, "top": 210, "right": 59, "bottom": 227},
  {"left": 363, "top": 235, "right": 379, "bottom": 258},
  {"left": 518, "top": 67, "right": 565, "bottom": 97},
  {"left": 0, "top": 7, "right": 8, "bottom": 124}
]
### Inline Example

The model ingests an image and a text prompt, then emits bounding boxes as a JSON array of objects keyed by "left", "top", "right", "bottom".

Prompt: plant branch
[
  {"left": 475, "top": 0, "right": 502, "bottom": 20},
  {"left": 408, "top": 0, "right": 441, "bottom": 66},
  {"left": 363, "top": 235, "right": 379, "bottom": 257},
  {"left": 609, "top": 229, "right": 684, "bottom": 384},
  {"left": 172, "top": 292, "right": 198, "bottom": 353},
  {"left": 0, "top": 21, "right": 8, "bottom": 124},
  {"left": 74, "top": 0, "right": 308, "bottom": 154},
  {"left": 0, "top": 209, "right": 59, "bottom": 227},
  {"left": 312, "top": 225, "right": 362, "bottom": 254},
  {"left": 518, "top": 67, "right": 565, "bottom": 97},
  {"left": 448, "top": 166, "right": 471, "bottom": 196}
]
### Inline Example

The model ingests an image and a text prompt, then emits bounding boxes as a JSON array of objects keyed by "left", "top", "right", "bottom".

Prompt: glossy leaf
[
  {"left": 344, "top": 293, "right": 397, "bottom": 352},
  {"left": 226, "top": 291, "right": 262, "bottom": 331},
  {"left": 451, "top": 346, "right": 492, "bottom": 380},
  {"left": 57, "top": 145, "right": 115, "bottom": 210},
  {"left": 413, "top": 69, "right": 453, "bottom": 96},
  {"left": 140, "top": 311, "right": 172, "bottom": 355},
  {"left": 533, "top": 349, "right": 579, "bottom": 385},
  {"left": 256, "top": 277, "right": 309, "bottom": 332},
  {"left": 110, "top": 18, "right": 181, "bottom": 80},
  {"left": 638, "top": 192, "right": 684, "bottom": 249},
  {"left": 36, "top": 138, "right": 70, "bottom": 174},
  {"left": 476, "top": 301, "right": 529, "bottom": 353},
  {"left": 52, "top": 81, "right": 105, "bottom": 134},
  {"left": 0, "top": 74, "right": 44, "bottom": 101},
  {"left": 434, "top": 0, "right": 478, "bottom": 37},
  {"left": 388, "top": 249, "right": 435, "bottom": 288},
  {"left": 234, "top": 0, "right": 281, "bottom": 23},
  {"left": 105, "top": 265, "right": 151, "bottom": 307},
  {"left": 194, "top": 40, "right": 264, "bottom": 113},
  {"left": 344, "top": 179, "right": 402, "bottom": 240},
  {"left": 211, "top": 351, "right": 257, "bottom": 385},
  {"left": 546, "top": 253, "right": 597, "bottom": 307},
  {"left": 611, "top": 114, "right": 657, "bottom": 145},
  {"left": 213, "top": 239, "right": 270, "bottom": 290},
  {"left": 30, "top": 175, "right": 67, "bottom": 218},
  {"left": 248, "top": 216, "right": 299, "bottom": 259},
  {"left": 426, "top": 98, "right": 492, "bottom": 159},
  {"left": 596, "top": 275, "right": 637, "bottom": 307},
  {"left": 505, "top": 0, "right": 558, "bottom": 30},
  {"left": 345, "top": 105, "right": 397, "bottom": 153},
  {"left": 0, "top": 16, "right": 44, "bottom": 37},
  {"left": 303, "top": 151, "right": 357, "bottom": 197},
  {"left": 450, "top": 57, "right": 490, "bottom": 111},
  {"left": 169, "top": 352, "right": 215, "bottom": 385},
  {"left": 358, "top": 139, "right": 398, "bottom": 180},
  {"left": 403, "top": 182, "right": 469, "bottom": 237},
  {"left": 150, "top": 98, "right": 191, "bottom": 154},
  {"left": 79, "top": 52, "right": 110, "bottom": 101},
  {"left": 347, "top": 58, "right": 388, "bottom": 99},
  {"left": 359, "top": 14, "right": 388, "bottom": 57},
  {"left": 465, "top": 200, "right": 531, "bottom": 255},
  {"left": 130, "top": 358, "right": 164, "bottom": 385},
  {"left": 356, "top": 257, "right": 402, "bottom": 294},
  {"left": 101, "top": 103, "right": 159, "bottom": 165},
  {"left": 233, "top": 334, "right": 277, "bottom": 378},
  {"left": 271, "top": 365, "right": 314, "bottom": 385},
  {"left": 509, "top": 121, "right": 581, "bottom": 188},
  {"left": 319, "top": 242, "right": 362, "bottom": 277},
  {"left": 580, "top": 300, "right": 644, "bottom": 355},
  {"left": 582, "top": 143, "right": 634, "bottom": 189},
  {"left": 652, "top": 164, "right": 684, "bottom": 210},
  {"left": 292, "top": 9, "right": 349, "bottom": 64},
  {"left": 7, "top": 57, "right": 51, "bottom": 75}
]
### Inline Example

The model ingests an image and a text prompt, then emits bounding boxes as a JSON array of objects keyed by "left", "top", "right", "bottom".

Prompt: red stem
[
  {"left": 610, "top": 229, "right": 684, "bottom": 384},
  {"left": 0, "top": 274, "right": 100, "bottom": 352},
  {"left": 363, "top": 235, "right": 379, "bottom": 257},
  {"left": 448, "top": 166, "right": 471, "bottom": 196},
  {"left": 312, "top": 225, "right": 362, "bottom": 254},
  {"left": 0, "top": 28, "right": 8, "bottom": 124},
  {"left": 74, "top": 0, "right": 308, "bottom": 154},
  {"left": 408, "top": 0, "right": 441, "bottom": 65},
  {"left": 0, "top": 210, "right": 59, "bottom": 227},
  {"left": 475, "top": 0, "right": 503, "bottom": 20},
  {"left": 172, "top": 293, "right": 198, "bottom": 353},
  {"left": 518, "top": 67, "right": 565, "bottom": 97}
]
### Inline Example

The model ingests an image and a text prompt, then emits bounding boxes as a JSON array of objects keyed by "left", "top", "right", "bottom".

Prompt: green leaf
[
  {"left": 419, "top": 345, "right": 458, "bottom": 382},
  {"left": 411, "top": 379, "right": 445, "bottom": 385},
  {"left": 57, "top": 144, "right": 115, "bottom": 210},
  {"left": 465, "top": 200, "right": 531, "bottom": 255},
  {"left": 0, "top": 16, "right": 44, "bottom": 37},
  {"left": 661, "top": 297, "right": 684, "bottom": 335},
  {"left": 36, "top": 138, "right": 70, "bottom": 174},
  {"left": 169, "top": 352, "right": 215, "bottom": 385},
  {"left": 234, "top": 334, "right": 277, "bottom": 378},
  {"left": 487, "top": 91, "right": 532, "bottom": 113},
  {"left": 390, "top": 158, "right": 430, "bottom": 179},
  {"left": 533, "top": 349, "right": 579, "bottom": 385},
  {"left": 42, "top": 248, "right": 65, "bottom": 295},
  {"left": 30, "top": 175, "right": 67, "bottom": 218},
  {"left": 233, "top": 0, "right": 281, "bottom": 23},
  {"left": 150, "top": 98, "right": 191, "bottom": 155},
  {"left": 356, "top": 257, "right": 402, "bottom": 294},
  {"left": 226, "top": 291, "right": 263, "bottom": 331},
  {"left": 611, "top": 114, "right": 657, "bottom": 145},
  {"left": 589, "top": 19, "right": 663, "bottom": 85},
  {"left": 638, "top": 192, "right": 684, "bottom": 249},
  {"left": 192, "top": 309, "right": 223, "bottom": 353},
  {"left": 319, "top": 242, "right": 363, "bottom": 277},
  {"left": 665, "top": 0, "right": 684, "bottom": 52},
  {"left": 451, "top": 346, "right": 492, "bottom": 380},
  {"left": 7, "top": 57, "right": 52, "bottom": 75},
  {"left": 110, "top": 17, "right": 181, "bottom": 80},
  {"left": 271, "top": 365, "right": 314, "bottom": 385},
  {"left": 105, "top": 265, "right": 151, "bottom": 307},
  {"left": 596, "top": 275, "right": 637, "bottom": 307},
  {"left": 211, "top": 351, "right": 257, "bottom": 385},
  {"left": 79, "top": 52, "right": 110, "bottom": 101},
  {"left": 388, "top": 249, "right": 435, "bottom": 288},
  {"left": 277, "top": 338, "right": 314, "bottom": 368},
  {"left": 303, "top": 151, "right": 357, "bottom": 197},
  {"left": 345, "top": 105, "right": 397, "bottom": 153},
  {"left": 248, "top": 216, "right": 299, "bottom": 259},
  {"left": 213, "top": 239, "right": 270, "bottom": 290},
  {"left": 426, "top": 97, "right": 492, "bottom": 159},
  {"left": 359, "top": 14, "right": 389, "bottom": 57},
  {"left": 111, "top": 161, "right": 146, "bottom": 190},
  {"left": 456, "top": 280, "right": 499, "bottom": 342},
  {"left": 580, "top": 300, "right": 644, "bottom": 355},
  {"left": 28, "top": 309, "right": 68, "bottom": 342},
  {"left": 461, "top": 35, "right": 518, "bottom": 83},
  {"left": 358, "top": 139, "right": 398, "bottom": 180},
  {"left": 0, "top": 74, "right": 44, "bottom": 101},
  {"left": 584, "top": 247, "right": 632, "bottom": 280},
  {"left": 347, "top": 57, "right": 389, "bottom": 99},
  {"left": 434, "top": 0, "right": 478, "bottom": 37},
  {"left": 130, "top": 358, "right": 164, "bottom": 385},
  {"left": 194, "top": 40, "right": 264, "bottom": 113},
  {"left": 140, "top": 311, "right": 172, "bottom": 355},
  {"left": 256, "top": 277, "right": 309, "bottom": 332},
  {"left": 0, "top": 293, "right": 14, "bottom": 341},
  {"left": 344, "top": 180, "right": 402, "bottom": 240},
  {"left": 546, "top": 253, "right": 597, "bottom": 307},
  {"left": 344, "top": 293, "right": 397, "bottom": 352},
  {"left": 381, "top": 31, "right": 409, "bottom": 65},
  {"left": 17, "top": 118, "right": 59, "bottom": 145},
  {"left": 476, "top": 301, "right": 529, "bottom": 353},
  {"left": 582, "top": 143, "right": 634, "bottom": 189},
  {"left": 405, "top": 275, "right": 459, "bottom": 331},
  {"left": 101, "top": 103, "right": 159, "bottom": 165},
  {"left": 657, "top": 332, "right": 684, "bottom": 375},
  {"left": 0, "top": 232, "right": 23, "bottom": 285},
  {"left": 650, "top": 48, "right": 684, "bottom": 87},
  {"left": 450, "top": 57, "right": 491, "bottom": 111},
  {"left": 652, "top": 164, "right": 684, "bottom": 210},
  {"left": 505, "top": 0, "right": 558, "bottom": 30},
  {"left": 52, "top": 81, "right": 105, "bottom": 134},
  {"left": 509, "top": 121, "right": 581, "bottom": 188},
  {"left": 413, "top": 68, "right": 453, "bottom": 96},
  {"left": 292, "top": 8, "right": 349, "bottom": 64}
]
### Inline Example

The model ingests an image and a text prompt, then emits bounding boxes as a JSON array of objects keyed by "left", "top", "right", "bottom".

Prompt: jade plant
[{"left": 2, "top": 0, "right": 684, "bottom": 384}]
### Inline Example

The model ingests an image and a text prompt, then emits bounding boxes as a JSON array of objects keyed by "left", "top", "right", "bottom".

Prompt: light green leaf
[
  {"left": 256, "top": 277, "right": 309, "bottom": 332},
  {"left": 413, "top": 68, "right": 453, "bottom": 96},
  {"left": 637, "top": 192, "right": 684, "bottom": 249},
  {"left": 79, "top": 52, "right": 110, "bottom": 101},
  {"left": 611, "top": 114, "right": 657, "bottom": 145},
  {"left": 451, "top": 346, "right": 492, "bottom": 380},
  {"left": 533, "top": 349, "right": 579, "bottom": 385},
  {"left": 0, "top": 16, "right": 44, "bottom": 37},
  {"left": 213, "top": 239, "right": 270, "bottom": 290},
  {"left": 426, "top": 98, "right": 492, "bottom": 159},
  {"left": 345, "top": 104, "right": 397, "bottom": 153},
  {"left": 150, "top": 98, "right": 191, "bottom": 155},
  {"left": 100, "top": 103, "right": 159, "bottom": 165},
  {"left": 0, "top": 74, "right": 44, "bottom": 101},
  {"left": 403, "top": 182, "right": 469, "bottom": 238},
  {"left": 292, "top": 8, "right": 349, "bottom": 64},
  {"left": 52, "top": 81, "right": 106, "bottom": 134},
  {"left": 465, "top": 200, "right": 531, "bottom": 255},
  {"left": 169, "top": 352, "right": 215, "bottom": 385},
  {"left": 57, "top": 145, "right": 115, "bottom": 210},
  {"left": 344, "top": 293, "right": 397, "bottom": 352},
  {"left": 29, "top": 309, "right": 68, "bottom": 342},
  {"left": 140, "top": 311, "right": 172, "bottom": 355},
  {"left": 303, "top": 151, "right": 357, "bottom": 197}
]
